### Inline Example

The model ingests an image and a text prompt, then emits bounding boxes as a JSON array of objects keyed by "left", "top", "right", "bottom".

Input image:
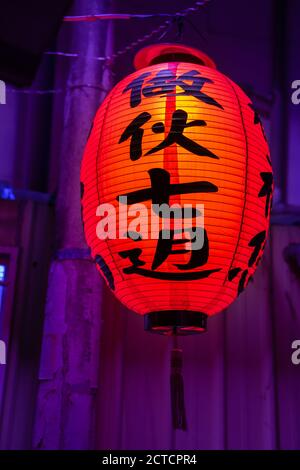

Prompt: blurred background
[{"left": 0, "top": 0, "right": 299, "bottom": 450}]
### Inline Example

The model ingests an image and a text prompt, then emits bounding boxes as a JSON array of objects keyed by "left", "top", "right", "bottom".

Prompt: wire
[
  {"left": 47, "top": 1, "right": 211, "bottom": 63},
  {"left": 64, "top": 13, "right": 175, "bottom": 22},
  {"left": 7, "top": 84, "right": 108, "bottom": 95},
  {"left": 185, "top": 17, "right": 207, "bottom": 43},
  {"left": 8, "top": 1, "right": 211, "bottom": 96},
  {"left": 45, "top": 19, "right": 172, "bottom": 63},
  {"left": 44, "top": 51, "right": 107, "bottom": 61},
  {"left": 63, "top": 2, "right": 209, "bottom": 22}
]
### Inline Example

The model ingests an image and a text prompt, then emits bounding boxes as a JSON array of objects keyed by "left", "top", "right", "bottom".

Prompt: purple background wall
[{"left": 0, "top": 0, "right": 300, "bottom": 450}]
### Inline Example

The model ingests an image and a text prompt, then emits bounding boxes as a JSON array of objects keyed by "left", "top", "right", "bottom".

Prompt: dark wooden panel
[
  {"left": 0, "top": 200, "right": 54, "bottom": 449},
  {"left": 271, "top": 225, "right": 300, "bottom": 449}
]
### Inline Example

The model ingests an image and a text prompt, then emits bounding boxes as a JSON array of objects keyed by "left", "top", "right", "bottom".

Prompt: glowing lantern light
[{"left": 81, "top": 44, "right": 273, "bottom": 335}]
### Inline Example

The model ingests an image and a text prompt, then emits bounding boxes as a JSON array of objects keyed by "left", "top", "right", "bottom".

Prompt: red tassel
[{"left": 170, "top": 340, "right": 187, "bottom": 431}]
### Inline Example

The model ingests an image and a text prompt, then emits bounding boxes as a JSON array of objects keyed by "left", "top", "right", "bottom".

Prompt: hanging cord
[
  {"left": 170, "top": 331, "right": 187, "bottom": 431},
  {"left": 159, "top": 16, "right": 184, "bottom": 42},
  {"left": 175, "top": 16, "right": 184, "bottom": 42},
  {"left": 185, "top": 17, "right": 207, "bottom": 44}
]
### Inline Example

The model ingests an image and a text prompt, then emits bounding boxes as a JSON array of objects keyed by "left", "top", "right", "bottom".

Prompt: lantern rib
[
  {"left": 95, "top": 91, "right": 127, "bottom": 285},
  {"left": 221, "top": 78, "right": 249, "bottom": 286}
]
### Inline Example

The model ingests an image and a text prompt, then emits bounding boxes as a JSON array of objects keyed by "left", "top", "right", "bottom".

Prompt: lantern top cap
[{"left": 134, "top": 43, "right": 216, "bottom": 70}]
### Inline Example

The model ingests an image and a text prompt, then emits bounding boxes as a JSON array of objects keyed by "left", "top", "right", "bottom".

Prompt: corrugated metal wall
[{"left": 96, "top": 224, "right": 300, "bottom": 450}]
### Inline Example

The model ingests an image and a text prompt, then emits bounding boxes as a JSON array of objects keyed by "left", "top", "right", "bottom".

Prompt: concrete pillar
[{"left": 33, "top": 0, "right": 113, "bottom": 450}]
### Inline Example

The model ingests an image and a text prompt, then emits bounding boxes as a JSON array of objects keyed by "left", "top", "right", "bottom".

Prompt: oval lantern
[{"left": 81, "top": 44, "right": 273, "bottom": 335}]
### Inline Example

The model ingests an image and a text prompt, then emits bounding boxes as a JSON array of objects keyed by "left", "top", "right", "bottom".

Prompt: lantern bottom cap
[{"left": 144, "top": 311, "right": 207, "bottom": 336}]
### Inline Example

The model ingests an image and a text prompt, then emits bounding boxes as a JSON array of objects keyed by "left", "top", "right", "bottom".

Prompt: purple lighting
[{"left": 0, "top": 0, "right": 299, "bottom": 454}]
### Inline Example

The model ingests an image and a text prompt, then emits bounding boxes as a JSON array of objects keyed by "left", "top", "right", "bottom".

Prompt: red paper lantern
[{"left": 81, "top": 44, "right": 273, "bottom": 334}]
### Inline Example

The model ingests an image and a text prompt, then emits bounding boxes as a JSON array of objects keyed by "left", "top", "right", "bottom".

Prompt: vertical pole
[{"left": 33, "top": 0, "right": 114, "bottom": 450}]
